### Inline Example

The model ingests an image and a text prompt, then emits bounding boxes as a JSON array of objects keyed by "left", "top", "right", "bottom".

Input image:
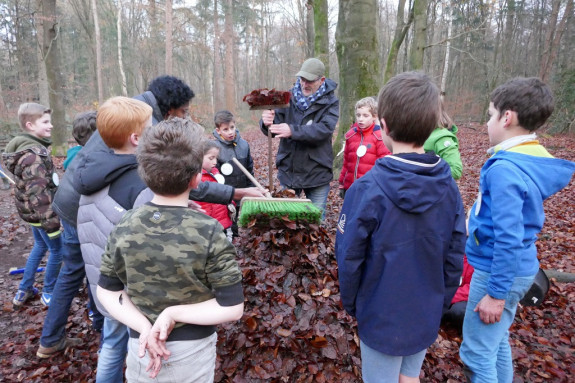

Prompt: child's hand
[
  {"left": 474, "top": 294, "right": 505, "bottom": 324},
  {"left": 227, "top": 203, "right": 237, "bottom": 220},
  {"left": 188, "top": 200, "right": 206, "bottom": 213},
  {"left": 262, "top": 110, "right": 275, "bottom": 126}
]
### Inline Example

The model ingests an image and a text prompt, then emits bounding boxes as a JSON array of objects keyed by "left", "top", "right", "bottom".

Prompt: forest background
[{"left": 1, "top": 0, "right": 574, "bottom": 155}]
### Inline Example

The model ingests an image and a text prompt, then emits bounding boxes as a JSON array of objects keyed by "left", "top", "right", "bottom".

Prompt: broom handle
[
  {"left": 0, "top": 168, "right": 16, "bottom": 184},
  {"left": 268, "top": 128, "right": 273, "bottom": 192},
  {"left": 231, "top": 157, "right": 272, "bottom": 198}
]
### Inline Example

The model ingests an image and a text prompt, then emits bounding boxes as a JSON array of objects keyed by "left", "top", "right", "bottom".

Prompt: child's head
[
  {"left": 18, "top": 103, "right": 52, "bottom": 138},
  {"left": 202, "top": 140, "right": 220, "bottom": 173},
  {"left": 354, "top": 97, "right": 378, "bottom": 129},
  {"left": 378, "top": 72, "right": 440, "bottom": 147},
  {"left": 147, "top": 75, "right": 195, "bottom": 120},
  {"left": 97, "top": 97, "right": 152, "bottom": 150},
  {"left": 72, "top": 111, "right": 97, "bottom": 146},
  {"left": 137, "top": 117, "right": 204, "bottom": 196},
  {"left": 214, "top": 110, "right": 236, "bottom": 142},
  {"left": 489, "top": 77, "right": 554, "bottom": 132}
]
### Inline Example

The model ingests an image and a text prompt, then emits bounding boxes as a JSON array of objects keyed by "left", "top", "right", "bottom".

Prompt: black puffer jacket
[{"left": 260, "top": 78, "right": 339, "bottom": 189}]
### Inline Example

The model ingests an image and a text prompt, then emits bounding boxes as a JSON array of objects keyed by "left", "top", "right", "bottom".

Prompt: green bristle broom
[{"left": 231, "top": 158, "right": 322, "bottom": 227}]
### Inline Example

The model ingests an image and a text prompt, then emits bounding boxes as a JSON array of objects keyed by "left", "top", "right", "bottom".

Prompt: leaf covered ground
[{"left": 0, "top": 124, "right": 573, "bottom": 382}]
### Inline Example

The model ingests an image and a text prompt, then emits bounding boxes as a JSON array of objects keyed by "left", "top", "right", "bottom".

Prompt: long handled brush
[{"left": 231, "top": 158, "right": 321, "bottom": 227}]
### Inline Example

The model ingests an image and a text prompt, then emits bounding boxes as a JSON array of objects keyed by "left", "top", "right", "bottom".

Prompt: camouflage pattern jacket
[
  {"left": 2, "top": 134, "right": 61, "bottom": 237},
  {"left": 99, "top": 203, "right": 244, "bottom": 341}
]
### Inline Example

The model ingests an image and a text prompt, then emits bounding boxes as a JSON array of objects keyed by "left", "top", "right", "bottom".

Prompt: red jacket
[
  {"left": 195, "top": 168, "right": 232, "bottom": 229},
  {"left": 451, "top": 255, "right": 474, "bottom": 304},
  {"left": 338, "top": 123, "right": 390, "bottom": 190}
]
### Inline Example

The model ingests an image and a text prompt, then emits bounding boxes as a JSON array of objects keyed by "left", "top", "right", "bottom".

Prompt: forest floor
[{"left": 0, "top": 124, "right": 573, "bottom": 382}]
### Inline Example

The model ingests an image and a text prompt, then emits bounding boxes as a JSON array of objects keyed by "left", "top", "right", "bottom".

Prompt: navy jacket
[
  {"left": 260, "top": 78, "right": 339, "bottom": 189},
  {"left": 335, "top": 153, "right": 465, "bottom": 356}
]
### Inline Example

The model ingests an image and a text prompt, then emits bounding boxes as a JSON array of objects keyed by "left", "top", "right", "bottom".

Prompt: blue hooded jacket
[
  {"left": 335, "top": 153, "right": 466, "bottom": 356},
  {"left": 466, "top": 144, "right": 575, "bottom": 299}
]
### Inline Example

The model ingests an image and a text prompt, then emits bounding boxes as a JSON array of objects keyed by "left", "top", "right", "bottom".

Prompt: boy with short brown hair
[
  {"left": 460, "top": 77, "right": 575, "bottom": 382},
  {"left": 98, "top": 118, "right": 244, "bottom": 381},
  {"left": 3, "top": 103, "right": 63, "bottom": 307},
  {"left": 336, "top": 72, "right": 466, "bottom": 383}
]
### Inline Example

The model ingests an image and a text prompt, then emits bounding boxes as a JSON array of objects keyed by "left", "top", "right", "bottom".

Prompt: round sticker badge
[
  {"left": 221, "top": 163, "right": 233, "bottom": 176},
  {"left": 52, "top": 173, "right": 60, "bottom": 186},
  {"left": 214, "top": 174, "right": 225, "bottom": 184},
  {"left": 356, "top": 145, "right": 367, "bottom": 158}
]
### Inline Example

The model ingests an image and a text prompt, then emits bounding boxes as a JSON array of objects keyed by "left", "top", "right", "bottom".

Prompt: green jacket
[
  {"left": 423, "top": 125, "right": 463, "bottom": 180},
  {"left": 2, "top": 134, "right": 61, "bottom": 237}
]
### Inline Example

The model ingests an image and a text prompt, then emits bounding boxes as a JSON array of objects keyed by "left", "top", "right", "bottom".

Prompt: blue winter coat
[
  {"left": 259, "top": 78, "right": 339, "bottom": 189},
  {"left": 335, "top": 153, "right": 466, "bottom": 356},
  {"left": 466, "top": 145, "right": 575, "bottom": 299}
]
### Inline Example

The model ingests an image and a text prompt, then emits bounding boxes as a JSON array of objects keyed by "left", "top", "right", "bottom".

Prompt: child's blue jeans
[
  {"left": 460, "top": 269, "right": 535, "bottom": 383},
  {"left": 19, "top": 225, "right": 62, "bottom": 294}
]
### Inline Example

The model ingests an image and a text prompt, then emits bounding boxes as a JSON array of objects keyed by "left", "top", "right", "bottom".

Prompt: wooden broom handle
[{"left": 231, "top": 157, "right": 272, "bottom": 198}]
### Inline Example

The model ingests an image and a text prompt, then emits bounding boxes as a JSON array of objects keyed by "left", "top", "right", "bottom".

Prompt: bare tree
[
  {"left": 165, "top": 0, "right": 173, "bottom": 75},
  {"left": 223, "top": 0, "right": 236, "bottom": 112},
  {"left": 90, "top": 0, "right": 103, "bottom": 103},
  {"left": 335, "top": 0, "right": 380, "bottom": 157},
  {"left": 313, "top": 0, "right": 329, "bottom": 74},
  {"left": 409, "top": 0, "right": 427, "bottom": 70},
  {"left": 384, "top": 0, "right": 413, "bottom": 82},
  {"left": 539, "top": 0, "right": 574, "bottom": 82},
  {"left": 117, "top": 0, "right": 127, "bottom": 96},
  {"left": 40, "top": 0, "right": 66, "bottom": 154}
]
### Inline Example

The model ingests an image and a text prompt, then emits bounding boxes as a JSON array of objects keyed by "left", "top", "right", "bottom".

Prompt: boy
[
  {"left": 335, "top": 72, "right": 466, "bottom": 383},
  {"left": 212, "top": 110, "right": 255, "bottom": 189},
  {"left": 338, "top": 97, "right": 390, "bottom": 198},
  {"left": 97, "top": 118, "right": 244, "bottom": 382},
  {"left": 459, "top": 77, "right": 575, "bottom": 382},
  {"left": 74, "top": 97, "right": 153, "bottom": 382},
  {"left": 3, "top": 103, "right": 63, "bottom": 307},
  {"left": 63, "top": 111, "right": 97, "bottom": 169}
]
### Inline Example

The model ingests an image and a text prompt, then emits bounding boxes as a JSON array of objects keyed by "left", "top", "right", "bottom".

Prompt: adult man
[{"left": 260, "top": 58, "right": 339, "bottom": 216}]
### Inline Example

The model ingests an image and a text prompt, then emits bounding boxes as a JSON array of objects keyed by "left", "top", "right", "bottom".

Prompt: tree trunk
[
  {"left": 335, "top": 0, "right": 380, "bottom": 163},
  {"left": 165, "top": 0, "right": 173, "bottom": 75},
  {"left": 34, "top": 0, "right": 50, "bottom": 106},
  {"left": 306, "top": 1, "right": 315, "bottom": 57},
  {"left": 539, "top": 0, "right": 573, "bottom": 83},
  {"left": 440, "top": 1, "right": 453, "bottom": 98},
  {"left": 409, "top": 0, "right": 427, "bottom": 70},
  {"left": 213, "top": 0, "right": 223, "bottom": 111},
  {"left": 223, "top": 0, "right": 236, "bottom": 113},
  {"left": 313, "top": 0, "right": 330, "bottom": 75},
  {"left": 117, "top": 0, "right": 127, "bottom": 96},
  {"left": 41, "top": 0, "right": 67, "bottom": 155},
  {"left": 90, "top": 0, "right": 103, "bottom": 103},
  {"left": 384, "top": 0, "right": 413, "bottom": 83}
]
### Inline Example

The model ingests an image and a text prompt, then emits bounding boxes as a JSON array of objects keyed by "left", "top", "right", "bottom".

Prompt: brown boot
[{"left": 36, "top": 337, "right": 82, "bottom": 358}]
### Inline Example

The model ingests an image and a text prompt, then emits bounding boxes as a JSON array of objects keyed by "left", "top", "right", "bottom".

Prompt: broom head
[{"left": 238, "top": 197, "right": 321, "bottom": 227}]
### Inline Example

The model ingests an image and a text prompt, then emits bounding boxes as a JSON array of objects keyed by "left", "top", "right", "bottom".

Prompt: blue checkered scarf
[{"left": 292, "top": 79, "right": 327, "bottom": 111}]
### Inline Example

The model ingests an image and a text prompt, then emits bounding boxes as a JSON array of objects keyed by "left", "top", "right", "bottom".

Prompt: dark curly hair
[{"left": 147, "top": 75, "right": 195, "bottom": 119}]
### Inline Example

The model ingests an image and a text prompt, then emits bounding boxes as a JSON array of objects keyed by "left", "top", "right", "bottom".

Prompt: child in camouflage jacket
[
  {"left": 2, "top": 103, "right": 62, "bottom": 307},
  {"left": 97, "top": 118, "right": 244, "bottom": 382}
]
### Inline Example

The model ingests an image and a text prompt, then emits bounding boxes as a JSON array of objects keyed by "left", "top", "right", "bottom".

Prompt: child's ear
[
  {"left": 129, "top": 133, "right": 139, "bottom": 147},
  {"left": 189, "top": 173, "right": 201, "bottom": 189},
  {"left": 503, "top": 110, "right": 518, "bottom": 128},
  {"left": 380, "top": 118, "right": 389, "bottom": 135}
]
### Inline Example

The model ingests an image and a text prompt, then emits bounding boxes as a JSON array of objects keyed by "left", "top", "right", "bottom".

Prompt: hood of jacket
[
  {"left": 372, "top": 153, "right": 453, "bottom": 214},
  {"left": 481, "top": 150, "right": 575, "bottom": 200},
  {"left": 212, "top": 129, "right": 242, "bottom": 146},
  {"left": 4, "top": 133, "right": 51, "bottom": 153},
  {"left": 73, "top": 133, "right": 139, "bottom": 195},
  {"left": 133, "top": 91, "right": 163, "bottom": 125}
]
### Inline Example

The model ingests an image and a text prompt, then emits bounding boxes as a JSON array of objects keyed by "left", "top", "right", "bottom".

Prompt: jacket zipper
[{"left": 354, "top": 133, "right": 364, "bottom": 181}]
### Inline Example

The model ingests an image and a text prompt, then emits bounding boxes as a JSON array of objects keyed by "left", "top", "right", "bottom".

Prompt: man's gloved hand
[{"left": 228, "top": 203, "right": 237, "bottom": 220}]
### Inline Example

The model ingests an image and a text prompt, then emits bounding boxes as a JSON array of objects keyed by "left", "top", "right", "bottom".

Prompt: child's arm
[
  {"left": 245, "top": 146, "right": 256, "bottom": 187},
  {"left": 475, "top": 163, "right": 527, "bottom": 323},
  {"left": 97, "top": 286, "right": 152, "bottom": 336},
  {"left": 19, "top": 151, "right": 61, "bottom": 237},
  {"left": 433, "top": 129, "right": 462, "bottom": 180},
  {"left": 334, "top": 181, "right": 374, "bottom": 316},
  {"left": 443, "top": 199, "right": 466, "bottom": 311}
]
